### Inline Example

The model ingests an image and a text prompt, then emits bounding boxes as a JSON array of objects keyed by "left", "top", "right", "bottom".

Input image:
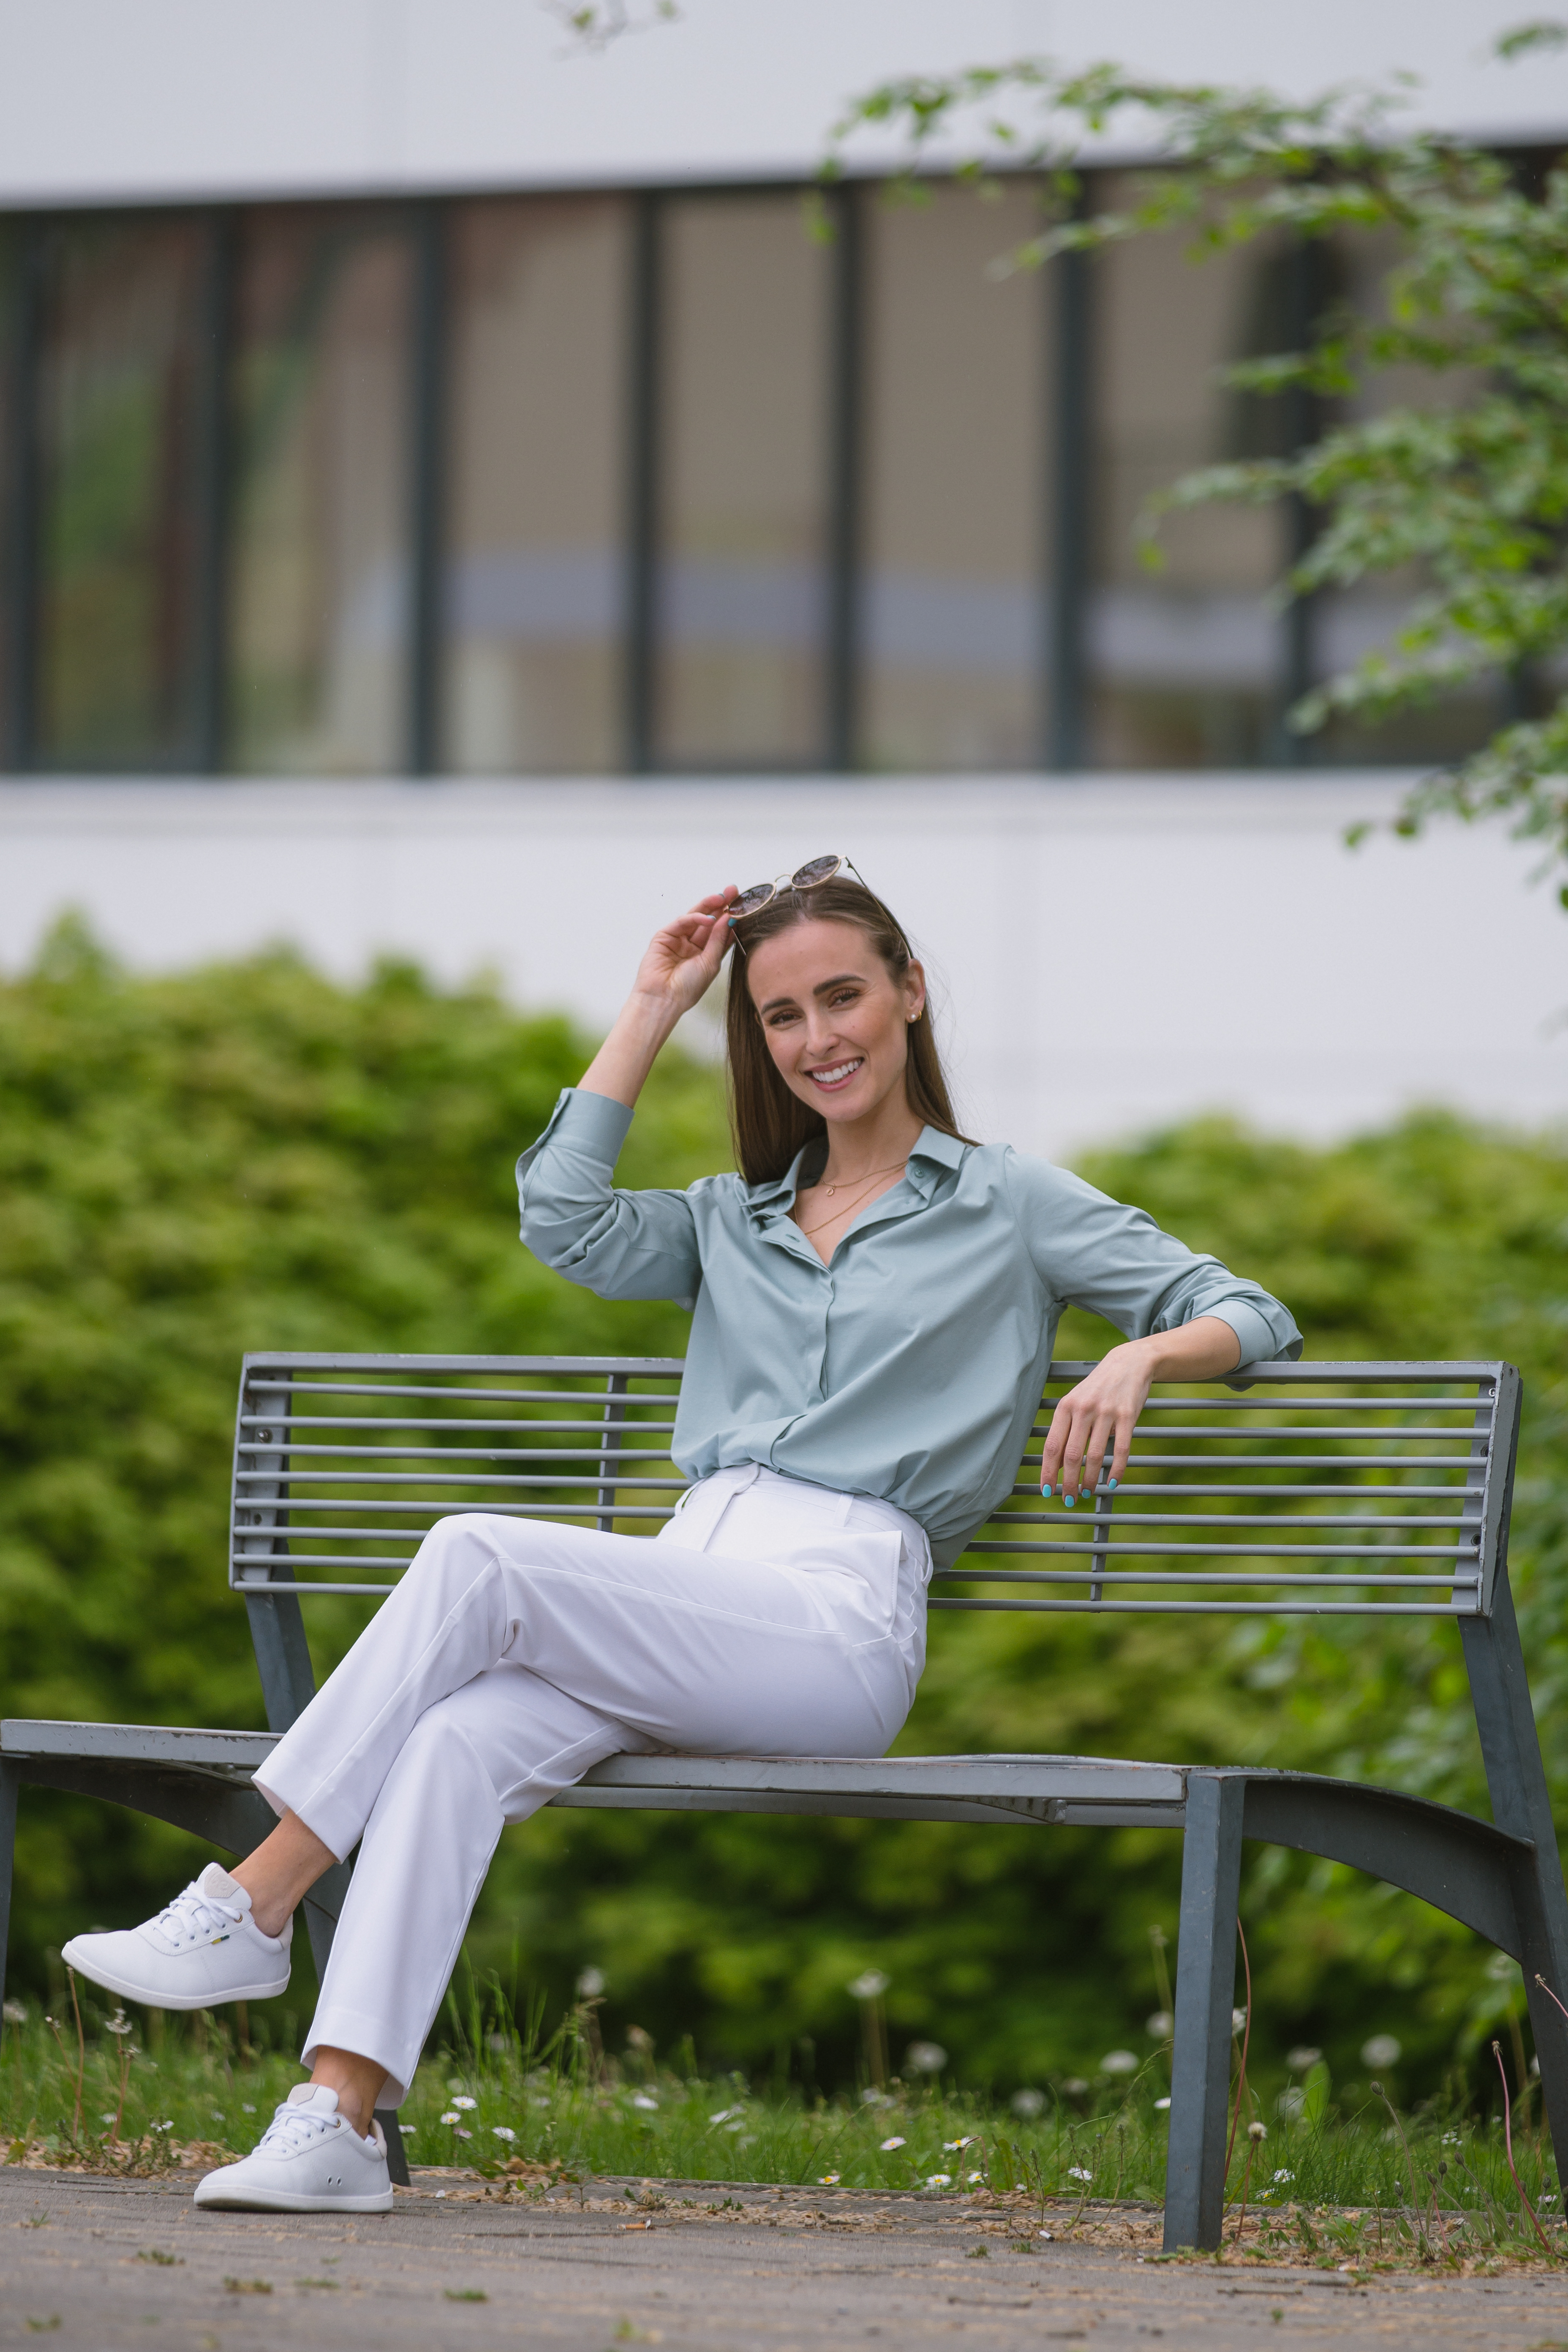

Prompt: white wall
[
  {"left": 0, "top": 0, "right": 1563, "bottom": 209},
  {"left": 3, "top": 774, "right": 1562, "bottom": 1162}
]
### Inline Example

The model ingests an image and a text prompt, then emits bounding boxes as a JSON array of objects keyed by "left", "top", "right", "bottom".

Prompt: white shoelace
[
  {"left": 257, "top": 2102, "right": 340, "bottom": 2157},
  {"left": 151, "top": 1882, "right": 244, "bottom": 1950}
]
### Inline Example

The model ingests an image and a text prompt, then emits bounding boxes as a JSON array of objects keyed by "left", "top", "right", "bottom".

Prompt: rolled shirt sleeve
[
  {"left": 1001, "top": 1149, "right": 1302, "bottom": 1368},
  {"left": 517, "top": 1087, "right": 703, "bottom": 1308}
]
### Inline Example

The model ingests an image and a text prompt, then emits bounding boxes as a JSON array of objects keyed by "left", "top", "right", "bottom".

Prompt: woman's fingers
[
  {"left": 1042, "top": 1391, "right": 1092, "bottom": 1501},
  {"left": 1108, "top": 1405, "right": 1136, "bottom": 1488},
  {"left": 1041, "top": 1379, "right": 1138, "bottom": 1502},
  {"left": 1039, "top": 1396, "right": 1072, "bottom": 1495},
  {"left": 1041, "top": 1341, "right": 1156, "bottom": 1504}
]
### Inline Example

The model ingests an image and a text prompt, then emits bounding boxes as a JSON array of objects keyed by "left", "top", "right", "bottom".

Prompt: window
[
  {"left": 1309, "top": 226, "right": 1499, "bottom": 767},
  {"left": 34, "top": 216, "right": 207, "bottom": 767},
  {"left": 652, "top": 192, "right": 831, "bottom": 768},
  {"left": 0, "top": 221, "right": 18, "bottom": 760},
  {"left": 0, "top": 173, "right": 1481, "bottom": 781},
  {"left": 228, "top": 207, "right": 414, "bottom": 774},
  {"left": 1088, "top": 183, "right": 1285, "bottom": 768},
  {"left": 442, "top": 197, "right": 628, "bottom": 773},
  {"left": 859, "top": 182, "right": 1048, "bottom": 770}
]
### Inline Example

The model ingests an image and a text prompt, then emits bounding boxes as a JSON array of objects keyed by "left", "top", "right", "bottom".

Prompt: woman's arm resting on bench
[{"left": 1039, "top": 1317, "right": 1242, "bottom": 1499}]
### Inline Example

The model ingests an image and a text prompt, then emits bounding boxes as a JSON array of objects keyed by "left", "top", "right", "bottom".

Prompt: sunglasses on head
[{"left": 727, "top": 856, "right": 866, "bottom": 923}]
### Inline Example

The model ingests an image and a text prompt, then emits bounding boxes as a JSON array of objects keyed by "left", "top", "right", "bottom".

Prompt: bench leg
[
  {"left": 1164, "top": 1772, "right": 1245, "bottom": 2252},
  {"left": 1462, "top": 1567, "right": 1568, "bottom": 2181},
  {"left": 0, "top": 1763, "right": 18, "bottom": 2017}
]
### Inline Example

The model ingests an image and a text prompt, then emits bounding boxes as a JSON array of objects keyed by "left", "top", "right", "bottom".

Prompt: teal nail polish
[
  {"left": 1107, "top": 1477, "right": 1119, "bottom": 1490},
  {"left": 1062, "top": 1494, "right": 1075, "bottom": 1509},
  {"left": 1080, "top": 1486, "right": 1090, "bottom": 1499},
  {"left": 1041, "top": 1483, "right": 1054, "bottom": 1498}
]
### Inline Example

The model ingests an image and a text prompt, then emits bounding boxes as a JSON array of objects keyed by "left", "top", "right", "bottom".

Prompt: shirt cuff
[
  {"left": 516, "top": 1086, "right": 635, "bottom": 1183},
  {"left": 1205, "top": 1299, "right": 1301, "bottom": 1370}
]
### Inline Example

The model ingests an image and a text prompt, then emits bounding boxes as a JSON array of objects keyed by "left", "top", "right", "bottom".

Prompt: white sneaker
[
  {"left": 61, "top": 1862, "right": 291, "bottom": 2010},
  {"left": 194, "top": 2084, "right": 394, "bottom": 2213}
]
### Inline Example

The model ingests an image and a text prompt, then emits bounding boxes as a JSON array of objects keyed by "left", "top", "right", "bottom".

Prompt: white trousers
[{"left": 256, "top": 1465, "right": 931, "bottom": 2103}]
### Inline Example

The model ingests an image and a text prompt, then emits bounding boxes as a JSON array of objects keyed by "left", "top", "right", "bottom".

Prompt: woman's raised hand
[
  {"left": 630, "top": 888, "right": 740, "bottom": 1019},
  {"left": 576, "top": 887, "right": 741, "bottom": 1112}
]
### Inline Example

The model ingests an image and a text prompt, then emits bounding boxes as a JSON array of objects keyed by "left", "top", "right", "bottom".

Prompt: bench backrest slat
[{"left": 230, "top": 1354, "right": 1518, "bottom": 1621}]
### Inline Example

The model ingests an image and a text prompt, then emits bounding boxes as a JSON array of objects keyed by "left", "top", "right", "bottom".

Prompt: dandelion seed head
[
  {"left": 632, "top": 2094, "right": 658, "bottom": 2111},
  {"left": 848, "top": 1970, "right": 890, "bottom": 2001},
  {"left": 1145, "top": 2011, "right": 1172, "bottom": 2039},
  {"left": 1247, "top": 2121, "right": 1268, "bottom": 2142},
  {"left": 1361, "top": 2034, "right": 1401, "bottom": 2069},
  {"left": 1101, "top": 2051, "right": 1138, "bottom": 2077},
  {"left": 1285, "top": 2047, "right": 1322, "bottom": 2072},
  {"left": 1010, "top": 2089, "right": 1045, "bottom": 2118},
  {"left": 1231, "top": 2009, "right": 1248, "bottom": 2034},
  {"left": 577, "top": 1967, "right": 606, "bottom": 1998},
  {"left": 905, "top": 2042, "right": 947, "bottom": 2076},
  {"left": 105, "top": 2011, "right": 133, "bottom": 2036},
  {"left": 1060, "top": 2079, "right": 1089, "bottom": 2098},
  {"left": 2, "top": 2000, "right": 26, "bottom": 2025}
]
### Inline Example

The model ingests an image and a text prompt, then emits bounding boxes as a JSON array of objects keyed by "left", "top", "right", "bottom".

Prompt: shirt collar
[{"left": 745, "top": 1125, "right": 967, "bottom": 1220}]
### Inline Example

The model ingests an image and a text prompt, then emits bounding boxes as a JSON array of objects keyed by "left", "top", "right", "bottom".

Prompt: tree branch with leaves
[{"left": 830, "top": 26, "right": 1568, "bottom": 896}]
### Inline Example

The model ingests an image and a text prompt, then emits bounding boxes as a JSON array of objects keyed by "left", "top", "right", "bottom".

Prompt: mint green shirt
[{"left": 517, "top": 1089, "right": 1301, "bottom": 1569}]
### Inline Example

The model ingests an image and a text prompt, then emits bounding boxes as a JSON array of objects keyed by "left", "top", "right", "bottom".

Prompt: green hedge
[{"left": 3, "top": 917, "right": 1565, "bottom": 2107}]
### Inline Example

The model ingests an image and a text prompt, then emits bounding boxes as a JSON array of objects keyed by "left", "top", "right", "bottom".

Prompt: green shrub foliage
[{"left": 3, "top": 918, "right": 1566, "bottom": 2106}]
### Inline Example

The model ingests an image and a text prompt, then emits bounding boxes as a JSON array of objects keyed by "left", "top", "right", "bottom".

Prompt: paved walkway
[{"left": 5, "top": 2170, "right": 1568, "bottom": 2351}]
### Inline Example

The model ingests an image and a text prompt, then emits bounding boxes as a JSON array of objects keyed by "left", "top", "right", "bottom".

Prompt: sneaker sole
[
  {"left": 193, "top": 2181, "right": 395, "bottom": 2213},
  {"left": 61, "top": 1940, "right": 289, "bottom": 2012}
]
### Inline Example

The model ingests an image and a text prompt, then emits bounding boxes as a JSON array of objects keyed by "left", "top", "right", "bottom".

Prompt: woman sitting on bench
[{"left": 63, "top": 859, "right": 1299, "bottom": 2214}]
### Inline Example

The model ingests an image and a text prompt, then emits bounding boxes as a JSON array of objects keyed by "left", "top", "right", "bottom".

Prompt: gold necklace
[{"left": 796, "top": 1159, "right": 908, "bottom": 1238}]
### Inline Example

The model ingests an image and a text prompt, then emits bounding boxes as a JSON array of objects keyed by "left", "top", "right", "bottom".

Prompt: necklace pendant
[{"left": 825, "top": 1185, "right": 836, "bottom": 1196}]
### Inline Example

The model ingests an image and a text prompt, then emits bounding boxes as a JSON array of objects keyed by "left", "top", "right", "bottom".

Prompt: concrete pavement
[{"left": 4, "top": 2168, "right": 1568, "bottom": 2350}]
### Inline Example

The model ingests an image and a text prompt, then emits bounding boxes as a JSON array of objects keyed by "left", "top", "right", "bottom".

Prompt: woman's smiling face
[{"left": 744, "top": 916, "right": 925, "bottom": 1130}]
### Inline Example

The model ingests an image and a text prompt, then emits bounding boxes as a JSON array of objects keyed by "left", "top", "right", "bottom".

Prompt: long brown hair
[{"left": 723, "top": 878, "right": 973, "bottom": 1185}]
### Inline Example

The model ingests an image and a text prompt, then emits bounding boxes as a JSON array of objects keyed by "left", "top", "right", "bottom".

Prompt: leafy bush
[{"left": 3, "top": 920, "right": 1566, "bottom": 2108}]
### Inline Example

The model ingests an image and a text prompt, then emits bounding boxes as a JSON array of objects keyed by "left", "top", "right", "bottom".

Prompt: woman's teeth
[{"left": 809, "top": 1058, "right": 863, "bottom": 1088}]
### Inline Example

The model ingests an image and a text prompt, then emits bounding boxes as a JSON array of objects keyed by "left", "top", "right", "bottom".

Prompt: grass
[{"left": 2, "top": 1987, "right": 1563, "bottom": 2268}]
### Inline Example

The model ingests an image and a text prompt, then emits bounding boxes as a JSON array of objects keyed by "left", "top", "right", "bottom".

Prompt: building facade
[{"left": 0, "top": 0, "right": 1563, "bottom": 1153}]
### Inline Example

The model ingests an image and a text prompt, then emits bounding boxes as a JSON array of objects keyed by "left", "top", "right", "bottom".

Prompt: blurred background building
[{"left": 1, "top": 0, "right": 1565, "bottom": 1154}]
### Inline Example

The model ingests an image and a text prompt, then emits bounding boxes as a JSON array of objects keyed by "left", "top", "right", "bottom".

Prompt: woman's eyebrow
[{"left": 757, "top": 972, "right": 866, "bottom": 1016}]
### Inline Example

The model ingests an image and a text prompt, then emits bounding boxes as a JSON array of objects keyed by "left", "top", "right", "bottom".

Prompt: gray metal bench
[{"left": 3, "top": 1349, "right": 1564, "bottom": 2254}]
